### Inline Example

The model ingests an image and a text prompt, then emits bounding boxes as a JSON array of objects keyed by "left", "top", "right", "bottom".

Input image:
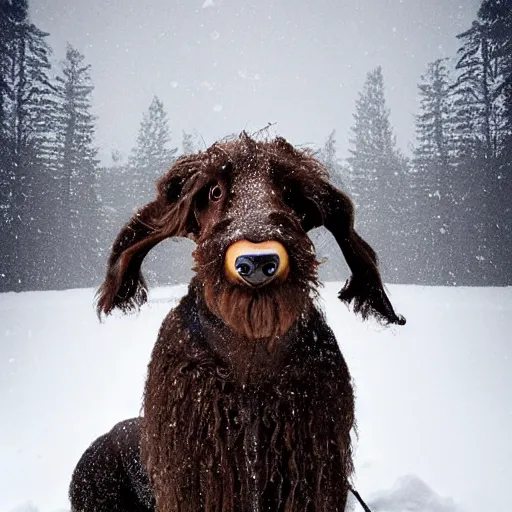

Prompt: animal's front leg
[{"left": 141, "top": 306, "right": 223, "bottom": 512}]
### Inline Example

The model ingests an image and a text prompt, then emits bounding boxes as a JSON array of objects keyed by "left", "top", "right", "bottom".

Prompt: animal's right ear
[
  {"left": 96, "top": 170, "right": 200, "bottom": 317},
  {"left": 315, "top": 181, "right": 406, "bottom": 325}
]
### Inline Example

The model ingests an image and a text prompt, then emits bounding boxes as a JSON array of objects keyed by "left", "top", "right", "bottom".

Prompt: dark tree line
[
  {"left": 0, "top": 0, "right": 510, "bottom": 292},
  {"left": 0, "top": 0, "right": 107, "bottom": 291},
  {"left": 0, "top": 1, "right": 182, "bottom": 292},
  {"left": 339, "top": 1, "right": 512, "bottom": 286},
  {"left": 413, "top": 0, "right": 511, "bottom": 285}
]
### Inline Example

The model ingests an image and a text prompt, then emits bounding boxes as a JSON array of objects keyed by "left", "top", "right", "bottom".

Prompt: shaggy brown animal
[
  {"left": 70, "top": 418, "right": 154, "bottom": 512},
  {"left": 70, "top": 134, "right": 405, "bottom": 512}
]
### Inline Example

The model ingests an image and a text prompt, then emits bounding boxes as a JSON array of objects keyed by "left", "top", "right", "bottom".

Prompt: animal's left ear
[
  {"left": 311, "top": 180, "right": 406, "bottom": 325},
  {"left": 96, "top": 167, "right": 201, "bottom": 317}
]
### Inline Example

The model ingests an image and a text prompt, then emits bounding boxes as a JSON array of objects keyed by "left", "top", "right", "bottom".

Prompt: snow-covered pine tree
[
  {"left": 477, "top": 0, "right": 512, "bottom": 153},
  {"left": 473, "top": 0, "right": 512, "bottom": 284},
  {"left": 182, "top": 129, "right": 203, "bottom": 156},
  {"left": 412, "top": 59, "right": 462, "bottom": 284},
  {"left": 182, "top": 130, "right": 196, "bottom": 155},
  {"left": 52, "top": 44, "right": 100, "bottom": 288},
  {"left": 348, "top": 67, "right": 394, "bottom": 217},
  {"left": 0, "top": 0, "right": 16, "bottom": 144},
  {"left": 317, "top": 130, "right": 347, "bottom": 190},
  {"left": 414, "top": 59, "right": 456, "bottom": 172},
  {"left": 0, "top": 0, "right": 18, "bottom": 266},
  {"left": 347, "top": 66, "right": 411, "bottom": 283},
  {"left": 453, "top": 21, "right": 503, "bottom": 162},
  {"left": 128, "top": 96, "right": 177, "bottom": 204},
  {"left": 448, "top": 3, "right": 511, "bottom": 285},
  {"left": 0, "top": 0, "right": 55, "bottom": 291},
  {"left": 452, "top": 18, "right": 501, "bottom": 282}
]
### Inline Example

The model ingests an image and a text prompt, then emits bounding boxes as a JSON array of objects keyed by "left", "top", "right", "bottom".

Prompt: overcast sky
[{"left": 31, "top": 0, "right": 480, "bottom": 164}]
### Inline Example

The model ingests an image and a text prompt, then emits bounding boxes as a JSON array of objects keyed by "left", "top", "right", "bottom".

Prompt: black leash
[{"left": 349, "top": 486, "right": 373, "bottom": 512}]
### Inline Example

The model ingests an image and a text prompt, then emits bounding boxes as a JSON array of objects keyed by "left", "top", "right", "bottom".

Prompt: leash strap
[{"left": 349, "top": 486, "right": 372, "bottom": 512}]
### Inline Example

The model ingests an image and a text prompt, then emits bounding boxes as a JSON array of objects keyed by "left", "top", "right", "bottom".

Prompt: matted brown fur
[
  {"left": 69, "top": 418, "right": 154, "bottom": 512},
  {"left": 72, "top": 133, "right": 405, "bottom": 512}
]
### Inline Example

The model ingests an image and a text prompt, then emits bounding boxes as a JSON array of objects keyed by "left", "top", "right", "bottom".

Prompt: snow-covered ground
[{"left": 0, "top": 283, "right": 511, "bottom": 512}]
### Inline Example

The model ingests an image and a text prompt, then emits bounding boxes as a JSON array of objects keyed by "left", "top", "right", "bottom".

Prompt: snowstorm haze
[
  {"left": 1, "top": 2, "right": 512, "bottom": 511},
  {"left": 31, "top": 0, "right": 480, "bottom": 163},
  {"left": 2, "top": 0, "right": 510, "bottom": 291}
]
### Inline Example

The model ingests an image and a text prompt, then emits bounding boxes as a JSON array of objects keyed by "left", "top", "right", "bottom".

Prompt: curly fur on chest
[{"left": 141, "top": 290, "right": 355, "bottom": 512}]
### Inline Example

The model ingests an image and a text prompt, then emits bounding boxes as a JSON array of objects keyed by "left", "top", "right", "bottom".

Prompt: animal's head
[{"left": 97, "top": 133, "right": 405, "bottom": 337}]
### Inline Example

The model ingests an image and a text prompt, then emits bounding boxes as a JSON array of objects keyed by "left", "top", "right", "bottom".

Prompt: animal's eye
[{"left": 209, "top": 184, "right": 223, "bottom": 202}]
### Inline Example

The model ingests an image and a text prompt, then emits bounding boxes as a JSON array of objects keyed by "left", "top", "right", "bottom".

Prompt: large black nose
[
  {"left": 225, "top": 240, "right": 289, "bottom": 286},
  {"left": 235, "top": 253, "right": 280, "bottom": 286}
]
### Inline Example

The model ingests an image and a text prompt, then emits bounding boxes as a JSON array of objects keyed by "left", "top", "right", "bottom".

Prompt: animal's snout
[{"left": 225, "top": 240, "right": 289, "bottom": 287}]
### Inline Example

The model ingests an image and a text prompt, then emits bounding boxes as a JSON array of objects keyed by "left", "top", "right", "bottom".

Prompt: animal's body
[
  {"left": 69, "top": 134, "right": 405, "bottom": 512},
  {"left": 70, "top": 418, "right": 154, "bottom": 512}
]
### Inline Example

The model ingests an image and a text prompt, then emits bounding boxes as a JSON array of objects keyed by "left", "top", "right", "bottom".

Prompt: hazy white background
[{"left": 32, "top": 0, "right": 480, "bottom": 162}]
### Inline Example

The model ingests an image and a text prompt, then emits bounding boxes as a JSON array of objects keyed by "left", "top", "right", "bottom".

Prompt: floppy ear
[
  {"left": 272, "top": 137, "right": 404, "bottom": 325},
  {"left": 96, "top": 169, "right": 200, "bottom": 317},
  {"left": 312, "top": 180, "right": 405, "bottom": 325}
]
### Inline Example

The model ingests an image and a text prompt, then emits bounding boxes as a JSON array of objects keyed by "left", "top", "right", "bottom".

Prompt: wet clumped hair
[{"left": 72, "top": 133, "right": 405, "bottom": 512}]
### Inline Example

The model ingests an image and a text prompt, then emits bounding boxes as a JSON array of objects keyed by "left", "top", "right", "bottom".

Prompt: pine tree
[
  {"left": 7, "top": 8, "right": 54, "bottom": 177},
  {"left": 447, "top": 2, "right": 512, "bottom": 285},
  {"left": 0, "top": 0, "right": 19, "bottom": 214},
  {"left": 412, "top": 59, "right": 463, "bottom": 284},
  {"left": 414, "top": 59, "right": 456, "bottom": 171},
  {"left": 182, "top": 130, "right": 202, "bottom": 155},
  {"left": 51, "top": 44, "right": 100, "bottom": 288},
  {"left": 454, "top": 21, "right": 503, "bottom": 161},
  {"left": 0, "top": 0, "right": 55, "bottom": 291},
  {"left": 478, "top": 0, "right": 512, "bottom": 152},
  {"left": 475, "top": 0, "right": 512, "bottom": 284},
  {"left": 317, "top": 130, "right": 347, "bottom": 190},
  {"left": 348, "top": 68, "right": 395, "bottom": 212},
  {"left": 0, "top": 0, "right": 18, "bottom": 289},
  {"left": 347, "top": 67, "right": 411, "bottom": 282},
  {"left": 128, "top": 96, "right": 177, "bottom": 204},
  {"left": 0, "top": 0, "right": 18, "bottom": 140}
]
